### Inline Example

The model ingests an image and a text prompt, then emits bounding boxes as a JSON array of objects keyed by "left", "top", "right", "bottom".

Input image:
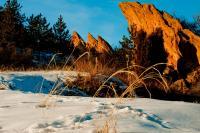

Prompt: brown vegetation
[{"left": 0, "top": 44, "right": 32, "bottom": 67}]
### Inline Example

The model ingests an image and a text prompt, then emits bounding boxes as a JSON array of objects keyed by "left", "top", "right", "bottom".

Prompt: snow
[
  {"left": 0, "top": 71, "right": 200, "bottom": 133},
  {"left": 0, "top": 71, "right": 89, "bottom": 96}
]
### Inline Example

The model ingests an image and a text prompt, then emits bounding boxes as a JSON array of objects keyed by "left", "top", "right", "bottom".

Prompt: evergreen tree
[
  {"left": 118, "top": 29, "right": 135, "bottom": 65},
  {"left": 112, "top": 28, "right": 136, "bottom": 68},
  {"left": 0, "top": 6, "right": 2, "bottom": 24},
  {"left": 0, "top": 4, "right": 15, "bottom": 46},
  {"left": 53, "top": 15, "right": 71, "bottom": 53},
  {"left": 195, "top": 16, "right": 200, "bottom": 34},
  {"left": 0, "top": 0, "right": 25, "bottom": 47},
  {"left": 5, "top": 0, "right": 25, "bottom": 25},
  {"left": 0, "top": 5, "right": 3, "bottom": 12},
  {"left": 119, "top": 35, "right": 134, "bottom": 50},
  {"left": 178, "top": 16, "right": 200, "bottom": 35},
  {"left": 26, "top": 13, "right": 54, "bottom": 51},
  {"left": 197, "top": 16, "right": 200, "bottom": 25}
]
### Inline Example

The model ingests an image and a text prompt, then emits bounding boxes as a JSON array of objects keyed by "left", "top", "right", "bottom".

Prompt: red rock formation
[
  {"left": 86, "top": 33, "right": 98, "bottom": 49},
  {"left": 71, "top": 31, "right": 86, "bottom": 48},
  {"left": 119, "top": 2, "right": 200, "bottom": 73},
  {"left": 119, "top": 2, "right": 200, "bottom": 98},
  {"left": 71, "top": 32, "right": 113, "bottom": 54},
  {"left": 96, "top": 36, "right": 113, "bottom": 54}
]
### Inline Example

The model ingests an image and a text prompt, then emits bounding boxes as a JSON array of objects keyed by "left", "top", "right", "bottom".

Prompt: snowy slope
[
  {"left": 0, "top": 71, "right": 200, "bottom": 133},
  {"left": 0, "top": 90, "right": 200, "bottom": 133},
  {"left": 0, "top": 71, "right": 89, "bottom": 96}
]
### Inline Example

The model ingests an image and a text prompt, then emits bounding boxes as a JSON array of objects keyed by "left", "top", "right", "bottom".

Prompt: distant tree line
[
  {"left": 0, "top": 0, "right": 72, "bottom": 66},
  {"left": 0, "top": 0, "right": 200, "bottom": 68},
  {"left": 178, "top": 16, "right": 200, "bottom": 35}
]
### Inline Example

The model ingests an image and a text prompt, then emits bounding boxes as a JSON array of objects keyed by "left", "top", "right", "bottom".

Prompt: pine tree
[
  {"left": 5, "top": 0, "right": 25, "bottom": 25},
  {"left": 178, "top": 16, "right": 200, "bottom": 36},
  {"left": 0, "top": 6, "right": 3, "bottom": 23},
  {"left": 112, "top": 28, "right": 136, "bottom": 68},
  {"left": 119, "top": 35, "right": 133, "bottom": 50},
  {"left": 53, "top": 15, "right": 71, "bottom": 53},
  {"left": 0, "top": 5, "right": 3, "bottom": 12},
  {"left": 27, "top": 13, "right": 54, "bottom": 51},
  {"left": 0, "top": 4, "right": 15, "bottom": 46},
  {"left": 119, "top": 28, "right": 135, "bottom": 64},
  {"left": 0, "top": 0, "right": 25, "bottom": 47}
]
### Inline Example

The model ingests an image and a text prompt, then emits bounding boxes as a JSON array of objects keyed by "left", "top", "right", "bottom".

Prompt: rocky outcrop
[
  {"left": 119, "top": 2, "right": 200, "bottom": 75},
  {"left": 71, "top": 31, "right": 86, "bottom": 48},
  {"left": 86, "top": 33, "right": 98, "bottom": 49},
  {"left": 96, "top": 36, "right": 113, "bottom": 54},
  {"left": 119, "top": 2, "right": 200, "bottom": 99},
  {"left": 86, "top": 33, "right": 113, "bottom": 54},
  {"left": 71, "top": 31, "right": 113, "bottom": 54}
]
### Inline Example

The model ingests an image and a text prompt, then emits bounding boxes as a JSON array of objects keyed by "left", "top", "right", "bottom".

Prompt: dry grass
[
  {"left": 95, "top": 112, "right": 117, "bottom": 133},
  {"left": 73, "top": 57, "right": 114, "bottom": 76},
  {"left": 93, "top": 63, "right": 169, "bottom": 98},
  {"left": 0, "top": 84, "right": 7, "bottom": 90},
  {"left": 0, "top": 50, "right": 169, "bottom": 132},
  {"left": 66, "top": 51, "right": 169, "bottom": 98},
  {"left": 92, "top": 64, "right": 169, "bottom": 133},
  {"left": 65, "top": 57, "right": 116, "bottom": 96},
  {"left": 95, "top": 120, "right": 117, "bottom": 133},
  {"left": 0, "top": 64, "right": 71, "bottom": 72},
  {"left": 68, "top": 61, "right": 169, "bottom": 132}
]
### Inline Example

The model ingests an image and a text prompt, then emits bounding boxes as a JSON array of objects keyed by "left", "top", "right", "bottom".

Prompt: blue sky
[{"left": 0, "top": 0, "right": 200, "bottom": 48}]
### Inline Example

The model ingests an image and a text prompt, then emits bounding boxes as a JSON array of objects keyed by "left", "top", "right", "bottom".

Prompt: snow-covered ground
[
  {"left": 0, "top": 71, "right": 200, "bottom": 133},
  {"left": 0, "top": 71, "right": 89, "bottom": 96}
]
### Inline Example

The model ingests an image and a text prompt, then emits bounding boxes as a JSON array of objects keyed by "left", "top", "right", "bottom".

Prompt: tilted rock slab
[
  {"left": 71, "top": 31, "right": 113, "bottom": 54},
  {"left": 71, "top": 31, "right": 86, "bottom": 48},
  {"left": 86, "top": 33, "right": 98, "bottom": 49},
  {"left": 119, "top": 2, "right": 200, "bottom": 73},
  {"left": 96, "top": 36, "right": 113, "bottom": 54}
]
